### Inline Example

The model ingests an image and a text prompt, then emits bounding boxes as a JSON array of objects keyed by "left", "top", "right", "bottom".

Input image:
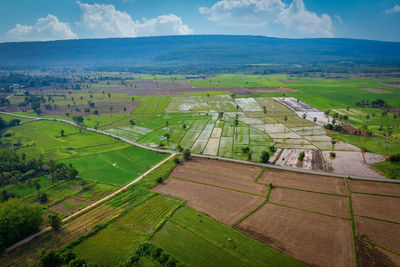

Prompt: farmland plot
[
  {"left": 275, "top": 149, "right": 324, "bottom": 171},
  {"left": 236, "top": 204, "right": 354, "bottom": 267},
  {"left": 153, "top": 178, "right": 264, "bottom": 225},
  {"left": 203, "top": 137, "right": 220, "bottom": 155},
  {"left": 180, "top": 130, "right": 202, "bottom": 149},
  {"left": 235, "top": 98, "right": 263, "bottom": 112},
  {"left": 117, "top": 194, "right": 182, "bottom": 233},
  {"left": 218, "top": 137, "right": 233, "bottom": 157},
  {"left": 323, "top": 151, "right": 383, "bottom": 178}
]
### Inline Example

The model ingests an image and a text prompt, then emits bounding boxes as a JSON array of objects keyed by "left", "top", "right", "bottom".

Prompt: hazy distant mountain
[{"left": 0, "top": 35, "right": 399, "bottom": 68}]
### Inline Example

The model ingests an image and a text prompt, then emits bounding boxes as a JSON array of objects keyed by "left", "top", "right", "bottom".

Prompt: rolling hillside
[{"left": 0, "top": 35, "right": 400, "bottom": 68}]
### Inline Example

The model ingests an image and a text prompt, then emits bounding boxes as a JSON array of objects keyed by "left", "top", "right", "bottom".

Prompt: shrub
[
  {"left": 298, "top": 151, "right": 305, "bottom": 161},
  {"left": 48, "top": 214, "right": 62, "bottom": 230},
  {"left": 330, "top": 152, "right": 336, "bottom": 158},
  {"left": 183, "top": 149, "right": 191, "bottom": 160},
  {"left": 389, "top": 154, "right": 400, "bottom": 162},
  {"left": 261, "top": 151, "right": 270, "bottom": 163},
  {"left": 173, "top": 157, "right": 181, "bottom": 164},
  {"left": 40, "top": 193, "right": 48, "bottom": 203}
]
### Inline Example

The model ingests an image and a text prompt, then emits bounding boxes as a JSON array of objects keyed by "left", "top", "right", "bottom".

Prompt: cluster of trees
[
  {"left": 0, "top": 117, "right": 20, "bottom": 131},
  {"left": 0, "top": 198, "right": 43, "bottom": 252},
  {"left": 38, "top": 249, "right": 86, "bottom": 267},
  {"left": 0, "top": 97, "right": 10, "bottom": 107},
  {"left": 126, "top": 242, "right": 186, "bottom": 267},
  {"left": 0, "top": 149, "right": 45, "bottom": 187},
  {"left": 0, "top": 73, "right": 69, "bottom": 91},
  {"left": 0, "top": 149, "right": 79, "bottom": 202},
  {"left": 355, "top": 99, "right": 388, "bottom": 108}
]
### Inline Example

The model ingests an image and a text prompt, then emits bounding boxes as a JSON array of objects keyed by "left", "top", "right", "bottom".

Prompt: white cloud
[
  {"left": 385, "top": 4, "right": 400, "bottom": 14},
  {"left": 200, "top": 0, "right": 334, "bottom": 37},
  {"left": 77, "top": 1, "right": 193, "bottom": 38},
  {"left": 6, "top": 14, "right": 77, "bottom": 42}
]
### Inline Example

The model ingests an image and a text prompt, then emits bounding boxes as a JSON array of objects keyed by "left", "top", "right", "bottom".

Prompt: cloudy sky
[{"left": 1, "top": 0, "right": 400, "bottom": 42}]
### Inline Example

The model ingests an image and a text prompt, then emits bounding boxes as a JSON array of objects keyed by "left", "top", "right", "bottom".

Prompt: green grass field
[
  {"left": 60, "top": 146, "right": 169, "bottom": 185},
  {"left": 330, "top": 134, "right": 400, "bottom": 155},
  {"left": 8, "top": 176, "right": 51, "bottom": 198},
  {"left": 2, "top": 120, "right": 129, "bottom": 160},
  {"left": 117, "top": 194, "right": 182, "bottom": 233},
  {"left": 72, "top": 224, "right": 147, "bottom": 266}
]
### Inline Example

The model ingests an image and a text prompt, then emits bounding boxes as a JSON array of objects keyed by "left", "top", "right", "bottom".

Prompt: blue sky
[{"left": 1, "top": 0, "right": 399, "bottom": 42}]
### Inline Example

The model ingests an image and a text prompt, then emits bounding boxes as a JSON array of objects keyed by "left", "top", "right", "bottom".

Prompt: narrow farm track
[{"left": 1, "top": 111, "right": 399, "bottom": 253}]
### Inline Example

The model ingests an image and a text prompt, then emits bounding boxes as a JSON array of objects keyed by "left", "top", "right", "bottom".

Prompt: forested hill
[{"left": 0, "top": 35, "right": 400, "bottom": 68}]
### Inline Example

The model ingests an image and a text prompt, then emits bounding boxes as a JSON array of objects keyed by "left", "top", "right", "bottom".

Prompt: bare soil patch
[
  {"left": 258, "top": 168, "right": 347, "bottom": 195},
  {"left": 236, "top": 203, "right": 354, "bottom": 266},
  {"left": 275, "top": 149, "right": 324, "bottom": 171},
  {"left": 356, "top": 238, "right": 399, "bottom": 267},
  {"left": 171, "top": 166, "right": 268, "bottom": 195},
  {"left": 180, "top": 158, "right": 262, "bottom": 181},
  {"left": 50, "top": 197, "right": 88, "bottom": 215},
  {"left": 269, "top": 188, "right": 350, "bottom": 218},
  {"left": 360, "top": 88, "right": 394, "bottom": 94},
  {"left": 252, "top": 87, "right": 298, "bottom": 94},
  {"left": 323, "top": 151, "right": 384, "bottom": 178},
  {"left": 349, "top": 179, "right": 400, "bottom": 196},
  {"left": 354, "top": 215, "right": 400, "bottom": 253},
  {"left": 152, "top": 178, "right": 264, "bottom": 225},
  {"left": 364, "top": 153, "right": 386, "bottom": 165},
  {"left": 351, "top": 193, "right": 400, "bottom": 222},
  {"left": 341, "top": 123, "right": 371, "bottom": 136},
  {"left": 380, "top": 82, "right": 400, "bottom": 89}
]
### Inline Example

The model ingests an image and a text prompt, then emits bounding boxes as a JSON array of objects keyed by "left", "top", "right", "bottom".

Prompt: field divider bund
[
  {"left": 353, "top": 214, "right": 400, "bottom": 225},
  {"left": 148, "top": 201, "right": 185, "bottom": 240},
  {"left": 253, "top": 167, "right": 265, "bottom": 182},
  {"left": 358, "top": 235, "right": 400, "bottom": 257},
  {"left": 268, "top": 202, "right": 351, "bottom": 221},
  {"left": 345, "top": 178, "right": 359, "bottom": 267},
  {"left": 350, "top": 191, "right": 400, "bottom": 199},
  {"left": 231, "top": 201, "right": 268, "bottom": 228},
  {"left": 4, "top": 153, "right": 176, "bottom": 253},
  {"left": 170, "top": 176, "right": 266, "bottom": 197},
  {"left": 257, "top": 184, "right": 348, "bottom": 197}
]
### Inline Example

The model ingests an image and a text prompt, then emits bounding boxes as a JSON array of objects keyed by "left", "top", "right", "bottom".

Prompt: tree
[
  {"left": 261, "top": 151, "right": 270, "bottom": 163},
  {"left": 331, "top": 139, "right": 337, "bottom": 152},
  {"left": 263, "top": 106, "right": 267, "bottom": 116},
  {"left": 60, "top": 129, "right": 64, "bottom": 137},
  {"left": 72, "top": 116, "right": 84, "bottom": 133},
  {"left": 123, "top": 106, "right": 127, "bottom": 112},
  {"left": 48, "top": 214, "right": 62, "bottom": 230},
  {"left": 298, "top": 151, "right": 305, "bottom": 161},
  {"left": 32, "top": 177, "right": 41, "bottom": 198},
  {"left": 0, "top": 199, "right": 43, "bottom": 252},
  {"left": 40, "top": 193, "right": 48, "bottom": 203},
  {"left": 313, "top": 117, "right": 317, "bottom": 135},
  {"left": 93, "top": 110, "right": 99, "bottom": 115},
  {"left": 183, "top": 149, "right": 191, "bottom": 160},
  {"left": 129, "top": 120, "right": 135, "bottom": 125}
]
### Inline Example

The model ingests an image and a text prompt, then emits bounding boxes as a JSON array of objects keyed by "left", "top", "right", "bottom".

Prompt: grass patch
[
  {"left": 60, "top": 146, "right": 169, "bottom": 185},
  {"left": 373, "top": 161, "right": 400, "bottom": 179}
]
